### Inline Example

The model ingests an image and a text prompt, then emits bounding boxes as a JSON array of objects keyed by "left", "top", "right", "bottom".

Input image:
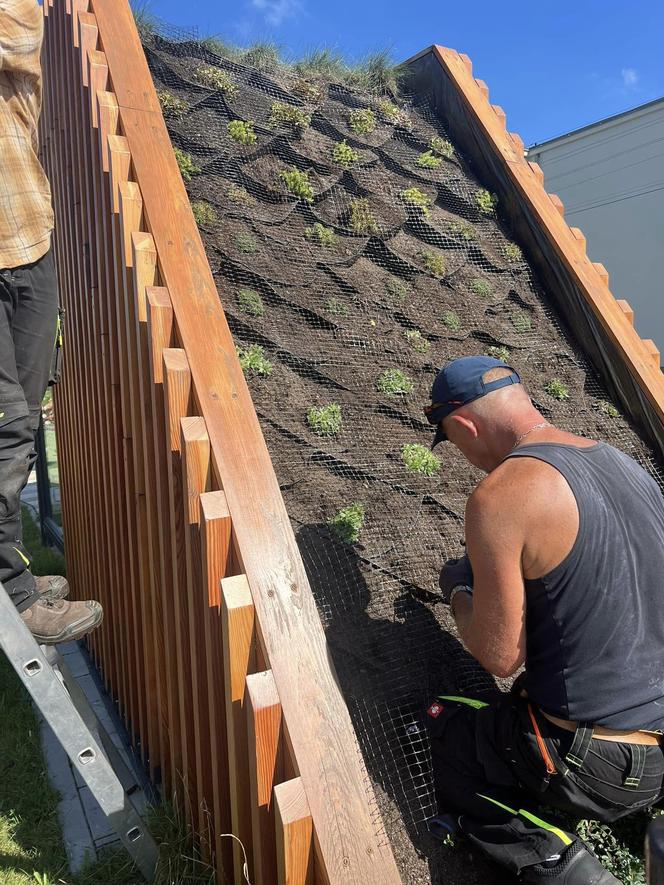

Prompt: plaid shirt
[{"left": 0, "top": 0, "right": 53, "bottom": 269}]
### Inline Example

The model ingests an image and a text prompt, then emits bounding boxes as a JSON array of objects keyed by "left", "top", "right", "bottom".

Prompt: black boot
[{"left": 521, "top": 841, "right": 623, "bottom": 884}]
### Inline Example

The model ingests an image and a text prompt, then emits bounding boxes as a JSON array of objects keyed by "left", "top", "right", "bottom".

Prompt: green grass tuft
[
  {"left": 173, "top": 147, "right": 201, "bottom": 182},
  {"left": 469, "top": 277, "right": 492, "bottom": 297},
  {"left": 377, "top": 368, "right": 413, "bottom": 396},
  {"left": 242, "top": 42, "right": 282, "bottom": 72},
  {"left": 157, "top": 89, "right": 187, "bottom": 118},
  {"left": 442, "top": 310, "right": 461, "bottom": 331},
  {"left": 307, "top": 403, "right": 342, "bottom": 435},
  {"left": 329, "top": 503, "right": 365, "bottom": 543},
  {"left": 332, "top": 140, "right": 359, "bottom": 169},
  {"left": 305, "top": 223, "right": 337, "bottom": 247},
  {"left": 487, "top": 345, "right": 510, "bottom": 362},
  {"left": 200, "top": 36, "right": 242, "bottom": 59},
  {"left": 400, "top": 187, "right": 432, "bottom": 217},
  {"left": 420, "top": 249, "right": 446, "bottom": 277},
  {"left": 227, "top": 119, "right": 257, "bottom": 145},
  {"left": 430, "top": 136, "right": 454, "bottom": 159},
  {"left": 236, "top": 287, "right": 264, "bottom": 316},
  {"left": 131, "top": 1, "right": 158, "bottom": 39},
  {"left": 326, "top": 297, "right": 348, "bottom": 316},
  {"left": 401, "top": 443, "right": 441, "bottom": 476},
  {"left": 269, "top": 102, "right": 311, "bottom": 133},
  {"left": 476, "top": 188, "right": 498, "bottom": 214},
  {"left": 416, "top": 150, "right": 442, "bottom": 169},
  {"left": 295, "top": 47, "right": 347, "bottom": 79},
  {"left": 191, "top": 201, "right": 217, "bottom": 227},
  {"left": 236, "top": 344, "right": 273, "bottom": 376},
  {"left": 344, "top": 50, "right": 404, "bottom": 96},
  {"left": 503, "top": 243, "right": 523, "bottom": 263},
  {"left": 404, "top": 329, "right": 430, "bottom": 353},
  {"left": 348, "top": 107, "right": 376, "bottom": 135},
  {"left": 279, "top": 168, "right": 314, "bottom": 202},
  {"left": 348, "top": 198, "right": 378, "bottom": 234},
  {"left": 194, "top": 66, "right": 236, "bottom": 94},
  {"left": 545, "top": 379, "right": 570, "bottom": 401}
]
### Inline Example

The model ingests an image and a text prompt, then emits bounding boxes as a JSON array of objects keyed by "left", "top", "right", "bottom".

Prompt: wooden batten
[
  {"left": 274, "top": 778, "right": 314, "bottom": 885},
  {"left": 548, "top": 193, "right": 565, "bottom": 217},
  {"left": 617, "top": 299, "right": 635, "bottom": 326}
]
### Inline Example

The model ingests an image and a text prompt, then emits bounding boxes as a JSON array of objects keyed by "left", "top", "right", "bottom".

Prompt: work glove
[{"left": 438, "top": 554, "right": 473, "bottom": 605}]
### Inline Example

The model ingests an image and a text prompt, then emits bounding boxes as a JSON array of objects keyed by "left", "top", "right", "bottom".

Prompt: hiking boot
[
  {"left": 521, "top": 841, "right": 623, "bottom": 884},
  {"left": 20, "top": 598, "right": 103, "bottom": 644},
  {"left": 34, "top": 574, "right": 69, "bottom": 602}
]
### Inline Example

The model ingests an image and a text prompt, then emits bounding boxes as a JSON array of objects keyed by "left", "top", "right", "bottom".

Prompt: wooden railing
[{"left": 39, "top": 1, "right": 402, "bottom": 881}]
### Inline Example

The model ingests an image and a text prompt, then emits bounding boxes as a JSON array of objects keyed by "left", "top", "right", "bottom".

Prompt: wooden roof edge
[{"left": 403, "top": 45, "right": 664, "bottom": 451}]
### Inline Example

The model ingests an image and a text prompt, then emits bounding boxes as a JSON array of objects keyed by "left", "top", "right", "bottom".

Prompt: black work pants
[
  {"left": 427, "top": 693, "right": 664, "bottom": 876},
  {"left": 0, "top": 247, "right": 59, "bottom": 611}
]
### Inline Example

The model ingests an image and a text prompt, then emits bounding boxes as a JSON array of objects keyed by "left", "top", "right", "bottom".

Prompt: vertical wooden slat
[
  {"left": 222, "top": 575, "right": 256, "bottom": 885},
  {"left": 246, "top": 669, "right": 284, "bottom": 885},
  {"left": 274, "top": 778, "right": 314, "bottom": 885}
]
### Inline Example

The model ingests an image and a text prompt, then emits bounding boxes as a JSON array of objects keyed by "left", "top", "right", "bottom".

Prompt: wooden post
[{"left": 274, "top": 778, "right": 314, "bottom": 885}]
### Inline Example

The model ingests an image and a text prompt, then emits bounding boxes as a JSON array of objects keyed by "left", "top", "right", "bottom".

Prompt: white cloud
[
  {"left": 621, "top": 67, "right": 639, "bottom": 89},
  {"left": 251, "top": 0, "right": 303, "bottom": 26}
]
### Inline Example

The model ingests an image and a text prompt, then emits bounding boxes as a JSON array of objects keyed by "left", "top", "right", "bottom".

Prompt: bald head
[{"left": 460, "top": 367, "right": 532, "bottom": 423}]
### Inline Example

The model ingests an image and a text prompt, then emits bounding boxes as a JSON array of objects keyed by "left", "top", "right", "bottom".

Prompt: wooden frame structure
[{"left": 39, "top": 0, "right": 401, "bottom": 881}]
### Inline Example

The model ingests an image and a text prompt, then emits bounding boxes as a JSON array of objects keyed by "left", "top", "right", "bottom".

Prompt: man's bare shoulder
[{"left": 469, "top": 454, "right": 566, "bottom": 521}]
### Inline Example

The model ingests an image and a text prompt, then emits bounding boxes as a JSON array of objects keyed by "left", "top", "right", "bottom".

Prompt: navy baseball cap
[{"left": 424, "top": 356, "right": 521, "bottom": 447}]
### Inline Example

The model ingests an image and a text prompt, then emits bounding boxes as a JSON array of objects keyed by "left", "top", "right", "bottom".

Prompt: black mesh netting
[{"left": 141, "top": 27, "right": 664, "bottom": 883}]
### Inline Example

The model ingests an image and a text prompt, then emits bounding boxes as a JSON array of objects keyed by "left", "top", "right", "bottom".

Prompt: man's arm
[
  {"left": 451, "top": 474, "right": 527, "bottom": 677},
  {"left": 0, "top": 0, "right": 43, "bottom": 76}
]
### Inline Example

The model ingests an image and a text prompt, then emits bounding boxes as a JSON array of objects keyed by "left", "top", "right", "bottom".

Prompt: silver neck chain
[{"left": 511, "top": 421, "right": 553, "bottom": 451}]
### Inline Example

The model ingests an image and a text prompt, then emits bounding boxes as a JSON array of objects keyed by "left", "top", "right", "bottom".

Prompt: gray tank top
[{"left": 506, "top": 442, "right": 664, "bottom": 730}]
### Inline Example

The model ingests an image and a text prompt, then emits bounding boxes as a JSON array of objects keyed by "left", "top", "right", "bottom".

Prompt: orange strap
[{"left": 528, "top": 703, "right": 557, "bottom": 775}]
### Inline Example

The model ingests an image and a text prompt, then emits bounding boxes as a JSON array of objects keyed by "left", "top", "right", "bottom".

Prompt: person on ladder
[
  {"left": 0, "top": 0, "right": 102, "bottom": 643},
  {"left": 424, "top": 355, "right": 664, "bottom": 884}
]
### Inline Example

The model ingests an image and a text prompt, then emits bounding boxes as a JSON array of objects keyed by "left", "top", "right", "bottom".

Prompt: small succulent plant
[
  {"left": 174, "top": 147, "right": 201, "bottom": 182},
  {"left": 386, "top": 277, "right": 410, "bottom": 303},
  {"left": 269, "top": 102, "right": 311, "bottom": 132},
  {"left": 235, "top": 233, "right": 259, "bottom": 254},
  {"left": 511, "top": 311, "right": 532, "bottom": 333},
  {"left": 416, "top": 150, "right": 442, "bottom": 169},
  {"left": 157, "top": 89, "right": 187, "bottom": 118},
  {"left": 293, "top": 78, "right": 322, "bottom": 102},
  {"left": 400, "top": 187, "right": 432, "bottom": 217},
  {"left": 503, "top": 243, "right": 523, "bottom": 263},
  {"left": 191, "top": 201, "right": 217, "bottom": 227},
  {"left": 377, "top": 100, "right": 411, "bottom": 128},
  {"left": 227, "top": 184, "right": 256, "bottom": 207},
  {"left": 279, "top": 168, "right": 314, "bottom": 202},
  {"left": 328, "top": 503, "right": 365, "bottom": 544},
  {"left": 326, "top": 297, "right": 348, "bottom": 316},
  {"left": 236, "top": 344, "right": 273, "bottom": 376},
  {"left": 377, "top": 368, "right": 414, "bottom": 396},
  {"left": 545, "top": 379, "right": 570, "bottom": 401},
  {"left": 442, "top": 310, "right": 461, "bottom": 331},
  {"left": 420, "top": 249, "right": 446, "bottom": 277},
  {"left": 305, "top": 223, "right": 337, "bottom": 247},
  {"left": 449, "top": 220, "right": 476, "bottom": 241},
  {"left": 333, "top": 140, "right": 359, "bottom": 168},
  {"left": 307, "top": 403, "right": 342, "bottom": 435},
  {"left": 194, "top": 66, "right": 236, "bottom": 94},
  {"left": 227, "top": 119, "right": 257, "bottom": 145},
  {"left": 237, "top": 287, "right": 264, "bottom": 316},
  {"left": 476, "top": 188, "right": 498, "bottom": 214},
  {"left": 404, "top": 329, "right": 430, "bottom": 353},
  {"left": 469, "top": 278, "right": 491, "bottom": 297},
  {"left": 401, "top": 443, "right": 441, "bottom": 476},
  {"left": 348, "top": 198, "right": 378, "bottom": 234},
  {"left": 486, "top": 345, "right": 510, "bottom": 362},
  {"left": 598, "top": 400, "right": 619, "bottom": 418},
  {"left": 430, "top": 136, "right": 454, "bottom": 159},
  {"left": 348, "top": 107, "right": 377, "bottom": 135}
]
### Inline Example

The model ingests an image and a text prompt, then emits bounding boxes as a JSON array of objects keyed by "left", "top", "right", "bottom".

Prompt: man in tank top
[{"left": 423, "top": 355, "right": 664, "bottom": 885}]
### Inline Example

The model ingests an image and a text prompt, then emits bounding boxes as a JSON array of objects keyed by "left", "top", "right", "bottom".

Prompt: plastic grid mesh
[{"left": 142, "top": 27, "right": 664, "bottom": 864}]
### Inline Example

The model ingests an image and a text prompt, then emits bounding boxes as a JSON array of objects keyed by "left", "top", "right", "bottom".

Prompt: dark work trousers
[
  {"left": 0, "top": 247, "right": 59, "bottom": 611},
  {"left": 426, "top": 692, "right": 664, "bottom": 876}
]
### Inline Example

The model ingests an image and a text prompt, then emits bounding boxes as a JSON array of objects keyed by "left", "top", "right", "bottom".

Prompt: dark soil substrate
[{"left": 144, "top": 33, "right": 662, "bottom": 885}]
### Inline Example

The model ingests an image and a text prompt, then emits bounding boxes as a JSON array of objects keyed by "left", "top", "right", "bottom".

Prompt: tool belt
[{"left": 540, "top": 709, "right": 663, "bottom": 746}]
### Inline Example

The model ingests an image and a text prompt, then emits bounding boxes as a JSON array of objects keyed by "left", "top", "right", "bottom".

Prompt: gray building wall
[{"left": 528, "top": 98, "right": 664, "bottom": 354}]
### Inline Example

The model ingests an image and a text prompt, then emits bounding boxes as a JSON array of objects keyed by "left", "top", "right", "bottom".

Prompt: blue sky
[{"left": 148, "top": 0, "right": 663, "bottom": 145}]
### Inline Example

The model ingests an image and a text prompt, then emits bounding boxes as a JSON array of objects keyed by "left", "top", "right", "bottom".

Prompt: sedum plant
[
  {"left": 293, "top": 78, "right": 322, "bottom": 103},
  {"left": 400, "top": 187, "right": 432, "bottom": 217},
  {"left": 417, "top": 150, "right": 442, "bottom": 169},
  {"left": 157, "top": 89, "right": 187, "bottom": 118},
  {"left": 511, "top": 310, "right": 532, "bottom": 333},
  {"left": 469, "top": 277, "right": 491, "bottom": 297},
  {"left": 430, "top": 136, "right": 454, "bottom": 159},
  {"left": 228, "top": 184, "right": 256, "bottom": 207},
  {"left": 279, "top": 168, "right": 314, "bottom": 202},
  {"left": 237, "top": 287, "right": 264, "bottom": 316},
  {"left": 377, "top": 368, "right": 413, "bottom": 396},
  {"left": 326, "top": 297, "right": 348, "bottom": 316},
  {"left": 333, "top": 140, "right": 359, "bottom": 169},
  {"left": 348, "top": 107, "right": 376, "bottom": 135},
  {"left": 545, "top": 379, "right": 570, "bottom": 401},
  {"left": 420, "top": 249, "right": 446, "bottom": 277},
  {"left": 386, "top": 277, "right": 410, "bottom": 303},
  {"left": 599, "top": 400, "right": 619, "bottom": 418},
  {"left": 476, "top": 188, "right": 498, "bottom": 214},
  {"left": 269, "top": 102, "right": 311, "bottom": 132},
  {"left": 194, "top": 66, "right": 236, "bottom": 94},
  {"left": 401, "top": 443, "right": 441, "bottom": 476},
  {"left": 235, "top": 233, "right": 259, "bottom": 253},
  {"left": 348, "top": 198, "right": 378, "bottom": 234},
  {"left": 227, "top": 119, "right": 257, "bottom": 145},
  {"left": 236, "top": 344, "right": 272, "bottom": 376},
  {"left": 191, "top": 201, "right": 217, "bottom": 227},
  {"left": 449, "top": 220, "right": 476, "bottom": 241},
  {"left": 305, "top": 223, "right": 337, "bottom": 247},
  {"left": 503, "top": 243, "right": 523, "bottom": 263},
  {"left": 377, "top": 100, "right": 411, "bottom": 128},
  {"left": 442, "top": 310, "right": 461, "bottom": 331},
  {"left": 329, "top": 503, "right": 365, "bottom": 544},
  {"left": 174, "top": 147, "right": 200, "bottom": 182},
  {"left": 487, "top": 345, "right": 510, "bottom": 362},
  {"left": 404, "top": 329, "right": 430, "bottom": 353},
  {"left": 307, "top": 403, "right": 342, "bottom": 436}
]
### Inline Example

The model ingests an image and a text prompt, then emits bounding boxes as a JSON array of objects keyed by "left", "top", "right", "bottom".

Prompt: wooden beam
[
  {"left": 569, "top": 227, "right": 586, "bottom": 252},
  {"left": 616, "top": 299, "right": 635, "bottom": 326},
  {"left": 593, "top": 262, "right": 609, "bottom": 287},
  {"left": 643, "top": 339, "right": 661, "bottom": 370},
  {"left": 274, "top": 778, "right": 314, "bottom": 885},
  {"left": 548, "top": 193, "right": 565, "bottom": 217}
]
